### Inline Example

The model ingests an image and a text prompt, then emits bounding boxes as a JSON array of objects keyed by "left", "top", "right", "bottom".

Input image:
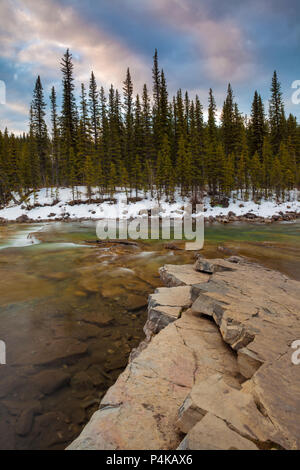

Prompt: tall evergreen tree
[
  {"left": 89, "top": 71, "right": 101, "bottom": 148},
  {"left": 269, "top": 71, "right": 285, "bottom": 155},
  {"left": 31, "top": 76, "right": 48, "bottom": 184},
  {"left": 60, "top": 49, "right": 77, "bottom": 183}
]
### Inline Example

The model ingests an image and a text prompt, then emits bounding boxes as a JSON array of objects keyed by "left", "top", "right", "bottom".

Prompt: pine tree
[
  {"left": 142, "top": 84, "right": 154, "bottom": 164},
  {"left": 249, "top": 91, "right": 265, "bottom": 158},
  {"left": 50, "top": 86, "right": 60, "bottom": 185},
  {"left": 221, "top": 83, "right": 235, "bottom": 156},
  {"left": 269, "top": 71, "right": 285, "bottom": 155},
  {"left": 89, "top": 72, "right": 100, "bottom": 148},
  {"left": 123, "top": 68, "right": 134, "bottom": 188},
  {"left": 31, "top": 76, "right": 48, "bottom": 184},
  {"left": 60, "top": 49, "right": 77, "bottom": 183}
]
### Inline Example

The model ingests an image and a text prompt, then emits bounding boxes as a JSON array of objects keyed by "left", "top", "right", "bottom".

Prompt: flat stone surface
[
  {"left": 69, "top": 258, "right": 300, "bottom": 450},
  {"left": 68, "top": 310, "right": 239, "bottom": 450},
  {"left": 176, "top": 373, "right": 283, "bottom": 447},
  {"left": 149, "top": 286, "right": 191, "bottom": 309},
  {"left": 190, "top": 258, "right": 300, "bottom": 449},
  {"left": 159, "top": 264, "right": 210, "bottom": 287},
  {"left": 177, "top": 413, "right": 258, "bottom": 450}
]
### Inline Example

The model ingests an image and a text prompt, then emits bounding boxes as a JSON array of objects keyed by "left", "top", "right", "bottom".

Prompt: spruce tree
[
  {"left": 89, "top": 72, "right": 101, "bottom": 148},
  {"left": 269, "top": 71, "right": 285, "bottom": 155},
  {"left": 31, "top": 76, "right": 48, "bottom": 184},
  {"left": 50, "top": 86, "right": 60, "bottom": 185},
  {"left": 60, "top": 49, "right": 77, "bottom": 183}
]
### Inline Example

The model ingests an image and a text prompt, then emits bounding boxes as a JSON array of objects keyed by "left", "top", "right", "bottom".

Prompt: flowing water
[{"left": 0, "top": 220, "right": 299, "bottom": 449}]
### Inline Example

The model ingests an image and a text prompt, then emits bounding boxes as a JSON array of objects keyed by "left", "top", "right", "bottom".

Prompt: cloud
[
  {"left": 0, "top": 0, "right": 150, "bottom": 89},
  {"left": 139, "top": 0, "right": 254, "bottom": 82}
]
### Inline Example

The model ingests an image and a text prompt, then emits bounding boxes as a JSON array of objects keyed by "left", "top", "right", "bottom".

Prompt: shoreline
[
  {"left": 0, "top": 188, "right": 299, "bottom": 227},
  {"left": 0, "top": 209, "right": 299, "bottom": 226},
  {"left": 68, "top": 256, "right": 300, "bottom": 450}
]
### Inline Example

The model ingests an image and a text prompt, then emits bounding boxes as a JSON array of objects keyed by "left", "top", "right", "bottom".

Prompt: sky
[{"left": 0, "top": 0, "right": 300, "bottom": 134}]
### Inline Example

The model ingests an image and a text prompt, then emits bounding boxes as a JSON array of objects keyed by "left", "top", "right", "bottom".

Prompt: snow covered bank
[{"left": 0, "top": 187, "right": 299, "bottom": 223}]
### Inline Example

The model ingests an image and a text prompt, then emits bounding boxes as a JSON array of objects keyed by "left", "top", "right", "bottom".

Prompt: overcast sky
[{"left": 0, "top": 0, "right": 300, "bottom": 134}]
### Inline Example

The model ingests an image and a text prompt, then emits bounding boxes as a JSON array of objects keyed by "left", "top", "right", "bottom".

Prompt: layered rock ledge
[{"left": 68, "top": 256, "right": 300, "bottom": 450}]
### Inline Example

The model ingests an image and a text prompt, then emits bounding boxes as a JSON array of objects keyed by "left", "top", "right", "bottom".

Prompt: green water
[{"left": 0, "top": 220, "right": 299, "bottom": 450}]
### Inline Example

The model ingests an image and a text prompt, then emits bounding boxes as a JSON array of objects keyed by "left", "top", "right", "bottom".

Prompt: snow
[{"left": 0, "top": 187, "right": 299, "bottom": 222}]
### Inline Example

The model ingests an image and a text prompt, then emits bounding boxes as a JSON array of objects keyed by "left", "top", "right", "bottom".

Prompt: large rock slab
[
  {"left": 159, "top": 264, "right": 210, "bottom": 287},
  {"left": 148, "top": 286, "right": 191, "bottom": 309},
  {"left": 143, "top": 286, "right": 192, "bottom": 340},
  {"left": 69, "top": 257, "right": 300, "bottom": 450},
  {"left": 190, "top": 258, "right": 300, "bottom": 449},
  {"left": 177, "top": 413, "right": 258, "bottom": 450},
  {"left": 68, "top": 310, "right": 240, "bottom": 450},
  {"left": 176, "top": 373, "right": 283, "bottom": 448}
]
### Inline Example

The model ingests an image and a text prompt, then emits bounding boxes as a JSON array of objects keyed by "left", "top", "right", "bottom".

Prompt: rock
[
  {"left": 145, "top": 305, "right": 182, "bottom": 336},
  {"left": 143, "top": 284, "right": 193, "bottom": 343},
  {"left": 164, "top": 243, "right": 183, "bottom": 251},
  {"left": 237, "top": 348, "right": 263, "bottom": 379},
  {"left": 16, "top": 214, "right": 30, "bottom": 223},
  {"left": 32, "top": 369, "right": 70, "bottom": 395},
  {"left": 69, "top": 257, "right": 300, "bottom": 450},
  {"left": 176, "top": 373, "right": 282, "bottom": 446},
  {"left": 79, "top": 311, "right": 114, "bottom": 327},
  {"left": 227, "top": 255, "right": 245, "bottom": 264},
  {"left": 194, "top": 257, "right": 236, "bottom": 274},
  {"left": 191, "top": 258, "right": 300, "bottom": 449},
  {"left": 191, "top": 292, "right": 226, "bottom": 318},
  {"left": 217, "top": 245, "right": 237, "bottom": 256},
  {"left": 121, "top": 294, "right": 147, "bottom": 312},
  {"left": 149, "top": 286, "right": 191, "bottom": 310},
  {"left": 16, "top": 409, "right": 34, "bottom": 436},
  {"left": 2, "top": 399, "right": 41, "bottom": 417},
  {"left": 104, "top": 355, "right": 128, "bottom": 372},
  {"left": 70, "top": 372, "right": 94, "bottom": 394},
  {"left": 11, "top": 338, "right": 88, "bottom": 366},
  {"left": 159, "top": 264, "right": 210, "bottom": 287},
  {"left": 244, "top": 212, "right": 257, "bottom": 219},
  {"left": 68, "top": 310, "right": 239, "bottom": 450},
  {"left": 32, "top": 411, "right": 74, "bottom": 449},
  {"left": 0, "top": 375, "right": 26, "bottom": 398},
  {"left": 194, "top": 258, "right": 215, "bottom": 273},
  {"left": 177, "top": 413, "right": 258, "bottom": 450}
]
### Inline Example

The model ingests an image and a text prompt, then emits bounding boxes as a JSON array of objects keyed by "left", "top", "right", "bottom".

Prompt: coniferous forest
[{"left": 0, "top": 49, "right": 299, "bottom": 207}]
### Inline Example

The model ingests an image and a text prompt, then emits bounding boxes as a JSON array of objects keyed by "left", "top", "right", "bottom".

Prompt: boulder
[
  {"left": 68, "top": 310, "right": 239, "bottom": 450},
  {"left": 159, "top": 264, "right": 210, "bottom": 287},
  {"left": 31, "top": 369, "right": 70, "bottom": 395},
  {"left": 177, "top": 413, "right": 258, "bottom": 450},
  {"left": 148, "top": 286, "right": 191, "bottom": 310},
  {"left": 16, "top": 214, "right": 30, "bottom": 223},
  {"left": 69, "top": 257, "right": 300, "bottom": 450},
  {"left": 176, "top": 373, "right": 282, "bottom": 446}
]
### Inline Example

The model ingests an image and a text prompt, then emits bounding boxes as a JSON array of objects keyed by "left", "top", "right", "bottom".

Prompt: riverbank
[
  {"left": 0, "top": 187, "right": 299, "bottom": 225},
  {"left": 68, "top": 256, "right": 300, "bottom": 450}
]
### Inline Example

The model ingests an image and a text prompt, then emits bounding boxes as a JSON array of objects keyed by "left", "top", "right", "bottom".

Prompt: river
[{"left": 0, "top": 220, "right": 299, "bottom": 449}]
